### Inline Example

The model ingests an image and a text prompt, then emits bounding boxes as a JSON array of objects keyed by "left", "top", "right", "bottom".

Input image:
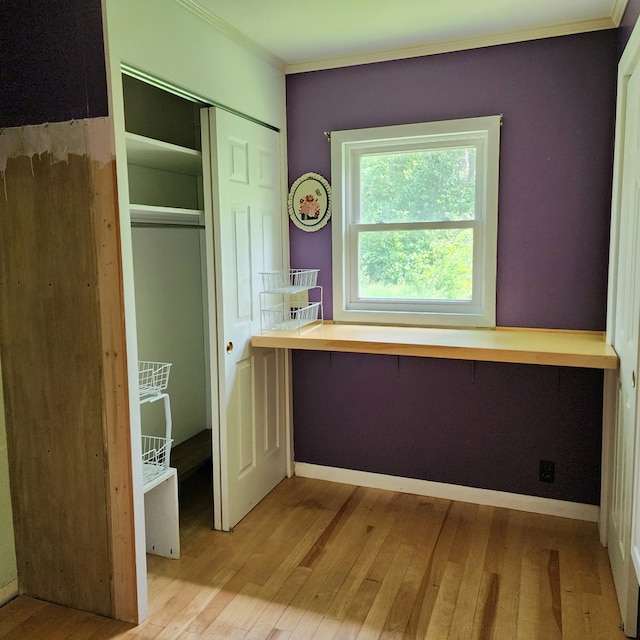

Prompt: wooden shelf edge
[
  {"left": 142, "top": 467, "right": 176, "bottom": 494},
  {"left": 130, "top": 204, "right": 204, "bottom": 215},
  {"left": 125, "top": 132, "right": 202, "bottom": 175},
  {"left": 129, "top": 204, "right": 205, "bottom": 227},
  {"left": 251, "top": 324, "right": 618, "bottom": 370}
]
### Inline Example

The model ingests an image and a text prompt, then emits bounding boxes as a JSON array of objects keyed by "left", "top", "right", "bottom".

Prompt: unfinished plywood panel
[{"left": 0, "top": 119, "right": 136, "bottom": 619}]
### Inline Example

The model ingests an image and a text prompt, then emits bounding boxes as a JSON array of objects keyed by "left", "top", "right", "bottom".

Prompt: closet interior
[{"left": 122, "top": 75, "right": 214, "bottom": 526}]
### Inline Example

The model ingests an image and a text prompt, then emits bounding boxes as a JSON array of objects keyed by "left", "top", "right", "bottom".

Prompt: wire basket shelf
[
  {"left": 261, "top": 301, "right": 322, "bottom": 332},
  {"left": 138, "top": 361, "right": 172, "bottom": 400},
  {"left": 260, "top": 269, "right": 319, "bottom": 293},
  {"left": 141, "top": 435, "right": 172, "bottom": 486}
]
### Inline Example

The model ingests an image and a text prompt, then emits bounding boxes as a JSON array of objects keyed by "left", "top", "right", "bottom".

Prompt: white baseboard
[
  {"left": 0, "top": 579, "right": 18, "bottom": 606},
  {"left": 294, "top": 462, "right": 600, "bottom": 522}
]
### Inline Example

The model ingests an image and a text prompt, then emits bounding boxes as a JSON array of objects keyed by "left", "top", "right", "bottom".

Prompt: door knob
[
  {"left": 226, "top": 341, "right": 234, "bottom": 354},
  {"left": 633, "top": 370, "right": 636, "bottom": 388}
]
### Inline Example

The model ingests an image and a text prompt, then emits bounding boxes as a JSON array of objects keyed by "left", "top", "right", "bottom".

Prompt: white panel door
[
  {"left": 206, "top": 107, "right": 286, "bottom": 531},
  {"left": 609, "top": 63, "right": 640, "bottom": 637}
]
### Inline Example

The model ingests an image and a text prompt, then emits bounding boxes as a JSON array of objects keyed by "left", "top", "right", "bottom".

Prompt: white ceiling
[{"left": 185, "top": 0, "right": 627, "bottom": 73}]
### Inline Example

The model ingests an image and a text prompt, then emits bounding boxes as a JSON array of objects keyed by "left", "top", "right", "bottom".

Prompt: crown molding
[
  {"left": 612, "top": 0, "right": 630, "bottom": 26},
  {"left": 174, "top": 0, "right": 286, "bottom": 73},
  {"left": 285, "top": 15, "right": 618, "bottom": 74},
  {"left": 173, "top": 0, "right": 627, "bottom": 76}
]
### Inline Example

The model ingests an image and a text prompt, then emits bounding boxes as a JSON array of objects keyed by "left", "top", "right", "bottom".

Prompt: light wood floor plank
[
  {"left": 128, "top": 622, "right": 165, "bottom": 639},
  {"left": 303, "top": 492, "right": 389, "bottom": 620},
  {"left": 489, "top": 509, "right": 525, "bottom": 640},
  {"left": 403, "top": 500, "right": 454, "bottom": 639},
  {"left": 517, "top": 543, "right": 543, "bottom": 640},
  {"left": 379, "top": 501, "right": 451, "bottom": 639},
  {"left": 365, "top": 493, "right": 420, "bottom": 585},
  {"left": 244, "top": 567, "right": 311, "bottom": 640},
  {"left": 310, "top": 616, "right": 342, "bottom": 639},
  {"left": 274, "top": 490, "right": 382, "bottom": 633},
  {"left": 0, "top": 471, "right": 627, "bottom": 640},
  {"left": 324, "top": 489, "right": 396, "bottom": 622},
  {"left": 0, "top": 596, "right": 49, "bottom": 639},
  {"left": 331, "top": 578, "right": 381, "bottom": 640},
  {"left": 539, "top": 548, "right": 563, "bottom": 640},
  {"left": 208, "top": 496, "right": 340, "bottom": 636},
  {"left": 183, "top": 569, "right": 244, "bottom": 636},
  {"left": 448, "top": 504, "right": 493, "bottom": 639},
  {"left": 356, "top": 543, "right": 415, "bottom": 640},
  {"left": 424, "top": 561, "right": 465, "bottom": 640}
]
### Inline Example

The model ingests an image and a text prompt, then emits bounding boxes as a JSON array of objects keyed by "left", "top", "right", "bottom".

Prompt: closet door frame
[
  {"left": 106, "top": 67, "right": 150, "bottom": 623},
  {"left": 106, "top": 64, "right": 292, "bottom": 621}
]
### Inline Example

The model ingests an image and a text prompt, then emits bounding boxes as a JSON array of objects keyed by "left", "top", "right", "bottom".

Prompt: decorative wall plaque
[{"left": 288, "top": 172, "right": 331, "bottom": 232}]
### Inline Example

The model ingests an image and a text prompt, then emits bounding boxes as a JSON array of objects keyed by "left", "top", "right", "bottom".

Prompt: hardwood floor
[{"left": 0, "top": 469, "right": 627, "bottom": 639}]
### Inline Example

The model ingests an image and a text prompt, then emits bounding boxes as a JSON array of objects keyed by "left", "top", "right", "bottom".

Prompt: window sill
[{"left": 251, "top": 323, "right": 617, "bottom": 369}]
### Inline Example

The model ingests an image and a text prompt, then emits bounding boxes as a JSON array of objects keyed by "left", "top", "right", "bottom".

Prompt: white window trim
[{"left": 331, "top": 115, "right": 501, "bottom": 328}]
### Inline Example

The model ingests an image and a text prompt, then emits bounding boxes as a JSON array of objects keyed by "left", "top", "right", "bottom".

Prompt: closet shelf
[
  {"left": 130, "top": 204, "right": 205, "bottom": 226},
  {"left": 125, "top": 132, "right": 202, "bottom": 175}
]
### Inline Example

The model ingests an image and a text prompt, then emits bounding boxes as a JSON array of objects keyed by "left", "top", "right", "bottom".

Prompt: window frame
[{"left": 331, "top": 115, "right": 501, "bottom": 328}]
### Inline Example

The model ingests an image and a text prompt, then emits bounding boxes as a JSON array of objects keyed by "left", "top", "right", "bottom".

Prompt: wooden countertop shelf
[{"left": 251, "top": 323, "right": 618, "bottom": 370}]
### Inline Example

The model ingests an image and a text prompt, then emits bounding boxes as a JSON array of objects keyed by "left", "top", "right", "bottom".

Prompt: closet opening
[{"left": 122, "top": 73, "right": 216, "bottom": 554}]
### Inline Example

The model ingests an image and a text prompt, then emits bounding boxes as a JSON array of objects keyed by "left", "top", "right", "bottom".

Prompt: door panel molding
[{"left": 207, "top": 106, "right": 287, "bottom": 531}]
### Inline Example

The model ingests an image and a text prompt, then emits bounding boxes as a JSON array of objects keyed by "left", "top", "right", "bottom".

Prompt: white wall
[
  {"left": 132, "top": 226, "right": 207, "bottom": 446},
  {"left": 0, "top": 359, "right": 18, "bottom": 605},
  {"left": 103, "top": 0, "right": 286, "bottom": 129}
]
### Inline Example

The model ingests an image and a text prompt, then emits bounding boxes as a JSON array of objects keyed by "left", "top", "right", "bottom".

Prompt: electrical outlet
[{"left": 539, "top": 459, "right": 555, "bottom": 483}]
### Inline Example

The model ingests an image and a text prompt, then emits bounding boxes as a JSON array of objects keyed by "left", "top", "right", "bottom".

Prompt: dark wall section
[
  {"left": 0, "top": 0, "right": 108, "bottom": 127},
  {"left": 287, "top": 31, "right": 617, "bottom": 504},
  {"left": 293, "top": 352, "right": 603, "bottom": 505}
]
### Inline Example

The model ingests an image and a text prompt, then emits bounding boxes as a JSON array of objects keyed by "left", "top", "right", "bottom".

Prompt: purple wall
[
  {"left": 288, "top": 31, "right": 617, "bottom": 329},
  {"left": 287, "top": 31, "right": 618, "bottom": 504},
  {"left": 294, "top": 353, "right": 602, "bottom": 504},
  {"left": 0, "top": 0, "right": 108, "bottom": 128}
]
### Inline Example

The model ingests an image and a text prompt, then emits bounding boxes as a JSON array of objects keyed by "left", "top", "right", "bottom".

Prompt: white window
[{"left": 331, "top": 115, "right": 501, "bottom": 328}]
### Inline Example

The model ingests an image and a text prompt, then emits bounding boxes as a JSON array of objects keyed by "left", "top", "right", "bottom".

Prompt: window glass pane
[
  {"left": 358, "top": 229, "right": 473, "bottom": 300},
  {"left": 360, "top": 147, "right": 476, "bottom": 223}
]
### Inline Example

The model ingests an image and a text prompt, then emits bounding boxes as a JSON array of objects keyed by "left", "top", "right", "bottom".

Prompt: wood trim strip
[
  {"left": 298, "top": 486, "right": 364, "bottom": 568},
  {"left": 88, "top": 134, "right": 138, "bottom": 622}
]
